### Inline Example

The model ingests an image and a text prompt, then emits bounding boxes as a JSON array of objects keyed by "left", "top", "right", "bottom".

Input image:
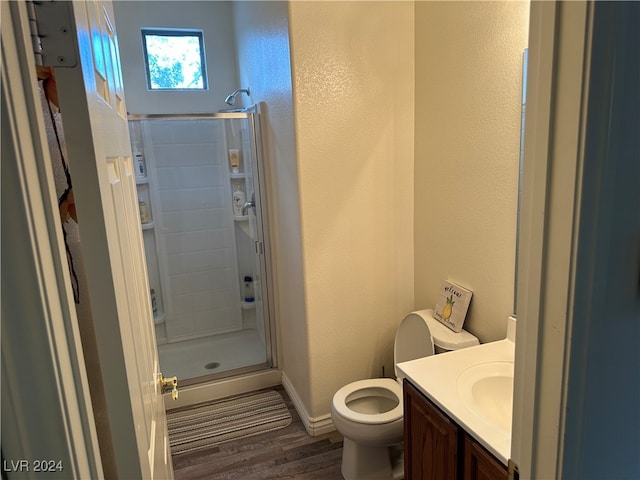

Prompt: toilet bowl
[
  {"left": 331, "top": 378, "right": 404, "bottom": 480},
  {"left": 331, "top": 309, "right": 479, "bottom": 480},
  {"left": 332, "top": 379, "right": 403, "bottom": 445}
]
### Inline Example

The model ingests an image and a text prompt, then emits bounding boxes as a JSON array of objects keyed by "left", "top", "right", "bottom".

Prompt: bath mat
[{"left": 166, "top": 389, "right": 292, "bottom": 455}]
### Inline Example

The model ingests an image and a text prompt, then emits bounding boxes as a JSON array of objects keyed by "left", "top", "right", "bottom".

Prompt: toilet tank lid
[{"left": 421, "top": 309, "right": 479, "bottom": 350}]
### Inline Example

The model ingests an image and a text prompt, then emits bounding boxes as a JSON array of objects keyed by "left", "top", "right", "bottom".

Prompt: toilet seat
[{"left": 332, "top": 378, "right": 402, "bottom": 425}]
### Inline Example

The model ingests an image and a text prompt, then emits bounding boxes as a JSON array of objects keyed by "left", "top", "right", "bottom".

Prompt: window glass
[{"left": 142, "top": 30, "right": 207, "bottom": 90}]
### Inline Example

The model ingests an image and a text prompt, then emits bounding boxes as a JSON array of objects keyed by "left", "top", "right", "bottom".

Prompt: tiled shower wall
[{"left": 143, "top": 119, "right": 242, "bottom": 341}]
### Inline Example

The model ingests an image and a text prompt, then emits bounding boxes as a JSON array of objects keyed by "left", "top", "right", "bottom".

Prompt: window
[{"left": 142, "top": 29, "right": 207, "bottom": 90}]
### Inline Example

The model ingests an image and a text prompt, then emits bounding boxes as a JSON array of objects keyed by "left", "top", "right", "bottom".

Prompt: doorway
[{"left": 128, "top": 110, "right": 275, "bottom": 386}]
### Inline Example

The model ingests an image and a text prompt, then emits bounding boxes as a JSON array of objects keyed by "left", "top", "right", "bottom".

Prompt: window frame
[{"left": 141, "top": 28, "right": 208, "bottom": 91}]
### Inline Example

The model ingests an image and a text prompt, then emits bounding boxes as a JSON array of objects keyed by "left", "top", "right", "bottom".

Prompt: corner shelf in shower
[
  {"left": 233, "top": 215, "right": 249, "bottom": 222},
  {"left": 142, "top": 221, "right": 155, "bottom": 230},
  {"left": 136, "top": 177, "right": 149, "bottom": 185},
  {"left": 153, "top": 312, "right": 165, "bottom": 325},
  {"left": 229, "top": 172, "right": 246, "bottom": 180},
  {"left": 241, "top": 301, "right": 256, "bottom": 310}
]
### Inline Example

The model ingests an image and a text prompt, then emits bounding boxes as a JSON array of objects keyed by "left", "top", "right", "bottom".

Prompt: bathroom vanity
[
  {"left": 403, "top": 379, "right": 508, "bottom": 480},
  {"left": 397, "top": 317, "right": 516, "bottom": 480}
]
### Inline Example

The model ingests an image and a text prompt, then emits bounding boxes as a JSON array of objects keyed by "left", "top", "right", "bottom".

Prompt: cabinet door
[
  {"left": 403, "top": 380, "right": 460, "bottom": 480},
  {"left": 463, "top": 434, "right": 509, "bottom": 480}
]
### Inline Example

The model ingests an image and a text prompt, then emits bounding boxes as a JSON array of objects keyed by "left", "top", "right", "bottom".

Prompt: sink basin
[{"left": 457, "top": 361, "right": 514, "bottom": 432}]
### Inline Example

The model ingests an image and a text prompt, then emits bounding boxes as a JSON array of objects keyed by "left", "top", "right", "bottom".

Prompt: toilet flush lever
[{"left": 159, "top": 373, "right": 179, "bottom": 400}]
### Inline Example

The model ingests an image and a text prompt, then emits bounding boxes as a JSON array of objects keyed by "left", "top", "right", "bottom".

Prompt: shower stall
[{"left": 128, "top": 107, "right": 274, "bottom": 386}]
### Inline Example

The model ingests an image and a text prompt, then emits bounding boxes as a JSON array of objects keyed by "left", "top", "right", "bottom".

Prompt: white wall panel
[{"left": 142, "top": 118, "right": 242, "bottom": 341}]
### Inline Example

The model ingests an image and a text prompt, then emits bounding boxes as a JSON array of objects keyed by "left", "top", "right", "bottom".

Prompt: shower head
[{"left": 224, "top": 88, "right": 251, "bottom": 106}]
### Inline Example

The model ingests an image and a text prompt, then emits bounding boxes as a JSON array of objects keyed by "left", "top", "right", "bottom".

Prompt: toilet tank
[
  {"left": 422, "top": 309, "right": 479, "bottom": 353},
  {"left": 394, "top": 309, "right": 479, "bottom": 378}
]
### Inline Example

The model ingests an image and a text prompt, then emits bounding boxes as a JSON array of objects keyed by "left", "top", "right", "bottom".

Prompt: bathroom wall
[
  {"left": 113, "top": 1, "right": 240, "bottom": 114},
  {"left": 230, "top": 1, "right": 311, "bottom": 412},
  {"left": 414, "top": 1, "right": 530, "bottom": 342},
  {"left": 235, "top": 0, "right": 415, "bottom": 423},
  {"left": 288, "top": 1, "right": 415, "bottom": 419}
]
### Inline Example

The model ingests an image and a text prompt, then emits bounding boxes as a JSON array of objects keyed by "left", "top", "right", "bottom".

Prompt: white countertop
[{"left": 397, "top": 331, "right": 515, "bottom": 465}]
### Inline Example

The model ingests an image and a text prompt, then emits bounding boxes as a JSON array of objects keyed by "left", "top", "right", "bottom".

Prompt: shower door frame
[
  {"left": 244, "top": 104, "right": 277, "bottom": 375},
  {"left": 128, "top": 106, "right": 277, "bottom": 385}
]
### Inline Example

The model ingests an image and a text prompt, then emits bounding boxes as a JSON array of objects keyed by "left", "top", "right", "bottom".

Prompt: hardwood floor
[{"left": 171, "top": 387, "right": 344, "bottom": 479}]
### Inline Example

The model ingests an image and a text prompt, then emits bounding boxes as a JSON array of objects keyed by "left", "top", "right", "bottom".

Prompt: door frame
[
  {"left": 511, "top": 1, "right": 594, "bottom": 478},
  {"left": 5, "top": 0, "right": 619, "bottom": 477},
  {"left": 1, "top": 2, "right": 102, "bottom": 477}
]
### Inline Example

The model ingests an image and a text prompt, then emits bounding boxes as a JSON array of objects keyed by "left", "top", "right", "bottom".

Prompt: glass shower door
[
  {"left": 129, "top": 111, "right": 273, "bottom": 385},
  {"left": 228, "top": 113, "right": 273, "bottom": 361}
]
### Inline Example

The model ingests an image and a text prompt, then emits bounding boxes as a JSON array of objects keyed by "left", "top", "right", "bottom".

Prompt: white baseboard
[
  {"left": 165, "top": 368, "right": 282, "bottom": 409},
  {"left": 282, "top": 372, "right": 335, "bottom": 436}
]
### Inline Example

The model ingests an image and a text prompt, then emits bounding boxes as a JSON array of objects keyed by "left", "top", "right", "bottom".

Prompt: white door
[{"left": 31, "top": 1, "right": 173, "bottom": 478}]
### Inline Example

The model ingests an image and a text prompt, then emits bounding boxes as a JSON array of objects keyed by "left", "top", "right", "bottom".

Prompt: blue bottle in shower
[{"left": 243, "top": 276, "right": 255, "bottom": 302}]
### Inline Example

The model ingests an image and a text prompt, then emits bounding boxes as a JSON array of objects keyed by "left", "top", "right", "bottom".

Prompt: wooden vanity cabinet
[
  {"left": 403, "top": 379, "right": 460, "bottom": 479},
  {"left": 463, "top": 434, "right": 509, "bottom": 480},
  {"left": 403, "top": 379, "right": 509, "bottom": 480}
]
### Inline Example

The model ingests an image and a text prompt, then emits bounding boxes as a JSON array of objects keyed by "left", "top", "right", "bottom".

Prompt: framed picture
[{"left": 433, "top": 280, "right": 473, "bottom": 332}]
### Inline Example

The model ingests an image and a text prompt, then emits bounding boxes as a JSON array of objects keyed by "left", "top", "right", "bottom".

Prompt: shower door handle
[{"left": 242, "top": 192, "right": 256, "bottom": 215}]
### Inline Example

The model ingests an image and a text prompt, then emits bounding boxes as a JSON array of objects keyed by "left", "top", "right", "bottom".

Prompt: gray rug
[{"left": 166, "top": 389, "right": 292, "bottom": 455}]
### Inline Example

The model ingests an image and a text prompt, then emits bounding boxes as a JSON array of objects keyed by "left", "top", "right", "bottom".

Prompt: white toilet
[{"left": 331, "top": 309, "right": 479, "bottom": 480}]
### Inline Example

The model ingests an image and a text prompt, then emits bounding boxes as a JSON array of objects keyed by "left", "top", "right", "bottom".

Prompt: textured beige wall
[
  {"left": 414, "top": 1, "right": 529, "bottom": 342},
  {"left": 231, "top": 1, "right": 312, "bottom": 412},
  {"left": 289, "top": 1, "right": 415, "bottom": 418}
]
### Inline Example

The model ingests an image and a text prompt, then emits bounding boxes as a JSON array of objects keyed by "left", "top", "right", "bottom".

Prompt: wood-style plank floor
[{"left": 171, "top": 386, "right": 345, "bottom": 479}]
